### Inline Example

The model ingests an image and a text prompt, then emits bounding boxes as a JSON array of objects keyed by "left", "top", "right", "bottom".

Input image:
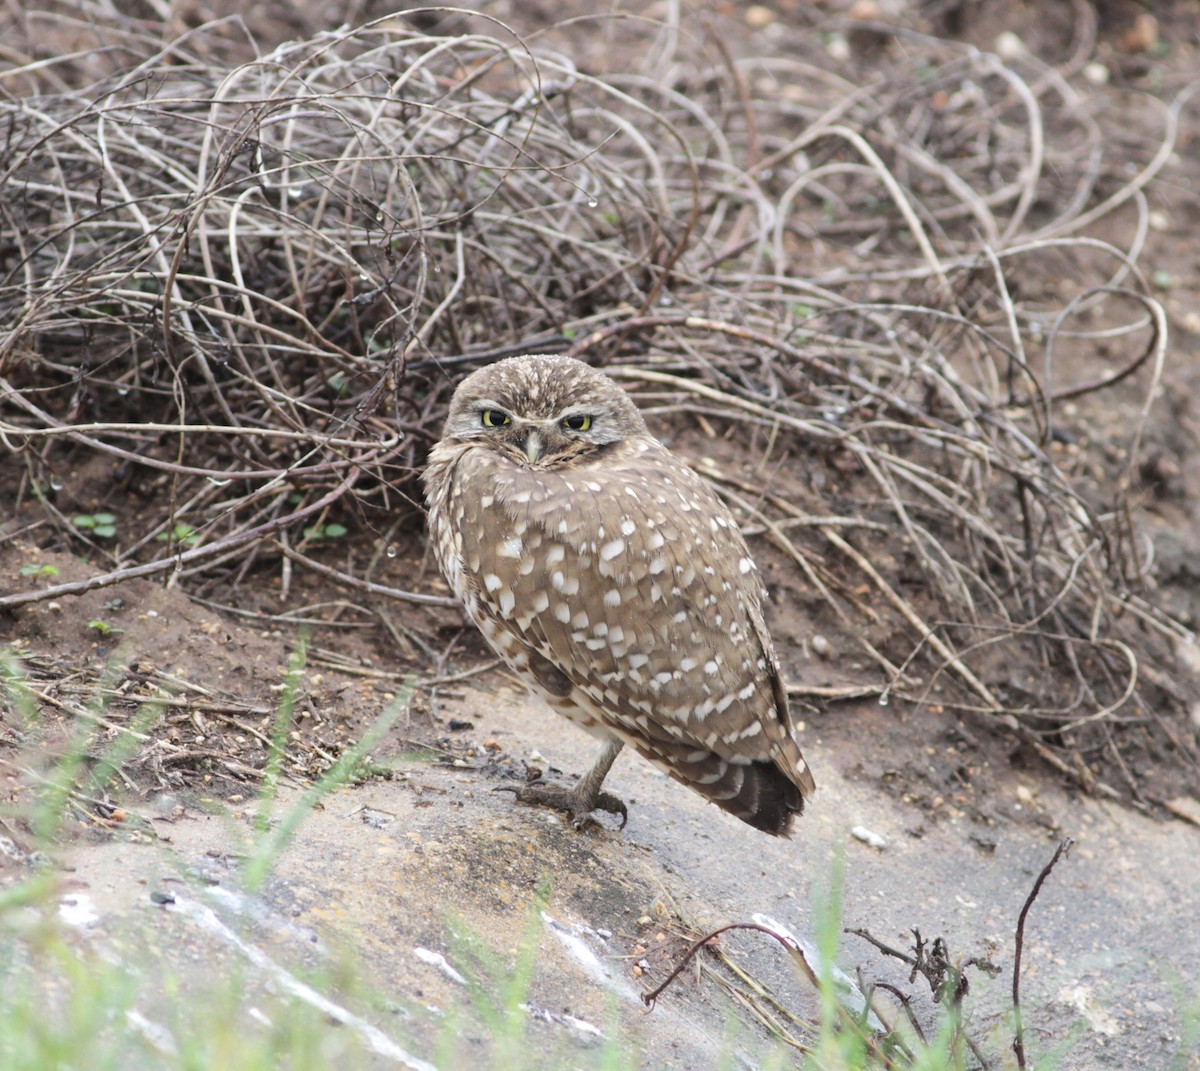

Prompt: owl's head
[{"left": 439, "top": 355, "right": 648, "bottom": 466}]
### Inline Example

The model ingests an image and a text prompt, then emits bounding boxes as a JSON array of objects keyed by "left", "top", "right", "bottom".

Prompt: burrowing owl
[{"left": 423, "top": 355, "right": 814, "bottom": 835}]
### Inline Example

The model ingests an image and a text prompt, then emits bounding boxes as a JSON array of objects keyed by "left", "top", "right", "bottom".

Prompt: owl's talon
[
  {"left": 590, "top": 791, "right": 629, "bottom": 829},
  {"left": 496, "top": 779, "right": 628, "bottom": 831}
]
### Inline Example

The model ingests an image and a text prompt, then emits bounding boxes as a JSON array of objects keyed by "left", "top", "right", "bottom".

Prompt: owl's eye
[
  {"left": 561, "top": 414, "right": 593, "bottom": 432},
  {"left": 480, "top": 409, "right": 512, "bottom": 428}
]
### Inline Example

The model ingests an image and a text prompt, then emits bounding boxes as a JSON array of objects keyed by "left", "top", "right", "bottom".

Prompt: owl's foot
[
  {"left": 496, "top": 775, "right": 628, "bottom": 831},
  {"left": 496, "top": 740, "right": 628, "bottom": 830}
]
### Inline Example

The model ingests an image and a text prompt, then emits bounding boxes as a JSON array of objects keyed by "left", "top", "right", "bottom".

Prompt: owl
[{"left": 423, "top": 355, "right": 815, "bottom": 835}]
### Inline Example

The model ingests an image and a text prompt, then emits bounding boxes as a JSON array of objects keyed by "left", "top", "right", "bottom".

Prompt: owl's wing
[{"left": 456, "top": 439, "right": 815, "bottom": 811}]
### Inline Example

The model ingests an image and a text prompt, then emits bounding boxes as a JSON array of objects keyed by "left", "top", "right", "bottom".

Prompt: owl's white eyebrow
[{"left": 555, "top": 405, "right": 595, "bottom": 418}]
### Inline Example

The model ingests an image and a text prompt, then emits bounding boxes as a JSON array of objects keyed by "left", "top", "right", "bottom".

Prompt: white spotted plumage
[{"left": 423, "top": 354, "right": 815, "bottom": 834}]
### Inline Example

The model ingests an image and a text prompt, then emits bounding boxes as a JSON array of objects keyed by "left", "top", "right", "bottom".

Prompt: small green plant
[
  {"left": 301, "top": 522, "right": 348, "bottom": 542},
  {"left": 438, "top": 896, "right": 546, "bottom": 1070},
  {"left": 0, "top": 652, "right": 39, "bottom": 727},
  {"left": 18, "top": 563, "right": 59, "bottom": 577},
  {"left": 0, "top": 648, "right": 428, "bottom": 1071},
  {"left": 87, "top": 620, "right": 123, "bottom": 637},
  {"left": 72, "top": 512, "right": 117, "bottom": 538},
  {"left": 435, "top": 887, "right": 634, "bottom": 1071},
  {"left": 155, "top": 522, "right": 201, "bottom": 546},
  {"left": 241, "top": 632, "right": 409, "bottom": 890}
]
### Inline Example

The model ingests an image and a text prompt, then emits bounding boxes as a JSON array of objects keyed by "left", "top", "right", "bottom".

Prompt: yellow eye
[
  {"left": 481, "top": 409, "right": 511, "bottom": 428},
  {"left": 561, "top": 414, "right": 592, "bottom": 432}
]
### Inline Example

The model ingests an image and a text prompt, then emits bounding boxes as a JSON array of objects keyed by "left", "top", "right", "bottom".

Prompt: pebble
[
  {"left": 825, "top": 34, "right": 851, "bottom": 63},
  {"left": 995, "top": 32, "right": 1023, "bottom": 60},
  {"left": 744, "top": 5, "right": 774, "bottom": 29},
  {"left": 848, "top": 0, "right": 881, "bottom": 19},
  {"left": 851, "top": 825, "right": 887, "bottom": 849},
  {"left": 1121, "top": 13, "right": 1158, "bottom": 53}
]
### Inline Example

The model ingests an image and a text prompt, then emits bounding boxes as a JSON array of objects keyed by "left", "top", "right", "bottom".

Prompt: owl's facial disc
[
  {"left": 441, "top": 355, "right": 649, "bottom": 466},
  {"left": 516, "top": 406, "right": 601, "bottom": 462},
  {"left": 479, "top": 407, "right": 600, "bottom": 466},
  {"left": 449, "top": 399, "right": 614, "bottom": 465}
]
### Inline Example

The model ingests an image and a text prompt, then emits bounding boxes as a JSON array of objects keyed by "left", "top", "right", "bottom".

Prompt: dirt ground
[{"left": 2, "top": 0, "right": 1200, "bottom": 1067}]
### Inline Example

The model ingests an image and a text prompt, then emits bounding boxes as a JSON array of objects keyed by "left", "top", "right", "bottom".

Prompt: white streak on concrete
[
  {"left": 752, "top": 913, "right": 886, "bottom": 1033},
  {"left": 58, "top": 894, "right": 99, "bottom": 928},
  {"left": 413, "top": 946, "right": 467, "bottom": 986},
  {"left": 170, "top": 895, "right": 437, "bottom": 1071}
]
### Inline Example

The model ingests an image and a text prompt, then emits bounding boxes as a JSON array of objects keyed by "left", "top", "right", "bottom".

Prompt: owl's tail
[
  {"left": 697, "top": 755, "right": 807, "bottom": 836},
  {"left": 636, "top": 739, "right": 811, "bottom": 837}
]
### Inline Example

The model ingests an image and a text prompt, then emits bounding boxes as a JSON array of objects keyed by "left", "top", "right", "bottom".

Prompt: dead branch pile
[{"left": 1, "top": 9, "right": 1195, "bottom": 795}]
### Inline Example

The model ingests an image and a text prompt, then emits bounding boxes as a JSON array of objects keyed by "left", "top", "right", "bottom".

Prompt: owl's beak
[{"left": 520, "top": 432, "right": 543, "bottom": 463}]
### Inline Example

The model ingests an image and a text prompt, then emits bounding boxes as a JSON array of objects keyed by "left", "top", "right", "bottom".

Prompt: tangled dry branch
[{"left": 1, "top": 8, "right": 1196, "bottom": 793}]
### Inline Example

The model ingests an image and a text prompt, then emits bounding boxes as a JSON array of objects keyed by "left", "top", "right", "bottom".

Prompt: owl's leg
[{"left": 500, "top": 738, "right": 628, "bottom": 830}]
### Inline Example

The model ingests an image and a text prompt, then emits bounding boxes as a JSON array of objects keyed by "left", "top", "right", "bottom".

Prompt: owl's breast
[{"left": 436, "top": 439, "right": 784, "bottom": 746}]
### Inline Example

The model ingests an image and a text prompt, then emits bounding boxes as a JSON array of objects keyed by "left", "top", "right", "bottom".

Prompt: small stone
[
  {"left": 810, "top": 634, "right": 831, "bottom": 658},
  {"left": 1083, "top": 62, "right": 1110, "bottom": 85},
  {"left": 1016, "top": 785, "right": 1035, "bottom": 805},
  {"left": 1121, "top": 13, "right": 1158, "bottom": 53},
  {"left": 851, "top": 825, "right": 887, "bottom": 849},
  {"left": 744, "top": 5, "right": 774, "bottom": 29},
  {"left": 825, "top": 34, "right": 851, "bottom": 62},
  {"left": 848, "top": 0, "right": 881, "bottom": 18},
  {"left": 995, "top": 32, "right": 1023, "bottom": 60}
]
